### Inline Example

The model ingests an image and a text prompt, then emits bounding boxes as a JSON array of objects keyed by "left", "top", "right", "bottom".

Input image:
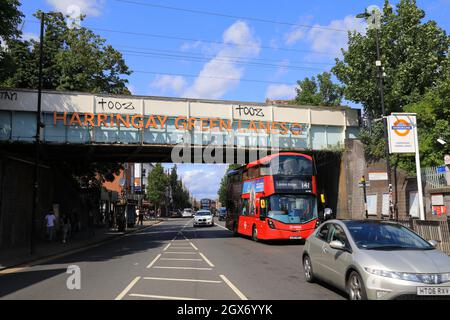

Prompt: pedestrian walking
[
  {"left": 44, "top": 210, "right": 57, "bottom": 241},
  {"left": 61, "top": 214, "right": 70, "bottom": 243},
  {"left": 138, "top": 209, "right": 144, "bottom": 226}
]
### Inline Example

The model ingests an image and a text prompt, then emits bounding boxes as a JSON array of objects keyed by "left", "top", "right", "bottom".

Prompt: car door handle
[{"left": 323, "top": 247, "right": 329, "bottom": 254}]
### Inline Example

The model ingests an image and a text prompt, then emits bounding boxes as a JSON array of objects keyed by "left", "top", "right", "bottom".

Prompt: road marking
[
  {"left": 115, "top": 276, "right": 141, "bottom": 300},
  {"left": 215, "top": 223, "right": 230, "bottom": 231},
  {"left": 152, "top": 266, "right": 212, "bottom": 271},
  {"left": 199, "top": 252, "right": 215, "bottom": 267},
  {"left": 188, "top": 241, "right": 198, "bottom": 250},
  {"left": 164, "top": 251, "right": 198, "bottom": 254},
  {"left": 170, "top": 247, "right": 194, "bottom": 249},
  {"left": 160, "top": 258, "right": 202, "bottom": 261},
  {"left": 129, "top": 293, "right": 202, "bottom": 300},
  {"left": 220, "top": 275, "right": 248, "bottom": 300},
  {"left": 162, "top": 243, "right": 171, "bottom": 251},
  {"left": 143, "top": 277, "right": 222, "bottom": 283},
  {"left": 146, "top": 253, "right": 162, "bottom": 268}
]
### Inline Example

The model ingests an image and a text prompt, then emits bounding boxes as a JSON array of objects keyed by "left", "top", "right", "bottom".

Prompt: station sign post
[{"left": 387, "top": 113, "right": 425, "bottom": 220}]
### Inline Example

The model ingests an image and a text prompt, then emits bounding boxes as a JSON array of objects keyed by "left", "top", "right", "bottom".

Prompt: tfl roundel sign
[{"left": 387, "top": 115, "right": 416, "bottom": 154}]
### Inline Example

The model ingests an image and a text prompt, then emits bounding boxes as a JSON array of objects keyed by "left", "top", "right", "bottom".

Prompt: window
[
  {"left": 241, "top": 199, "right": 249, "bottom": 216},
  {"left": 409, "top": 192, "right": 419, "bottom": 218},
  {"left": 367, "top": 194, "right": 378, "bottom": 216},
  {"left": 316, "top": 223, "right": 331, "bottom": 242},
  {"left": 382, "top": 193, "right": 390, "bottom": 216},
  {"left": 329, "top": 224, "right": 351, "bottom": 249},
  {"left": 270, "top": 155, "right": 312, "bottom": 176},
  {"left": 268, "top": 194, "right": 318, "bottom": 224}
]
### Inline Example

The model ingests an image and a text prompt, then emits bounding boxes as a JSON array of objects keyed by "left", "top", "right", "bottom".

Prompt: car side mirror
[
  {"left": 428, "top": 240, "right": 438, "bottom": 248},
  {"left": 329, "top": 240, "right": 345, "bottom": 250}
]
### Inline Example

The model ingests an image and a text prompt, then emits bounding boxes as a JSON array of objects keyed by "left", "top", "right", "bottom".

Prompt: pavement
[
  {"left": 0, "top": 218, "right": 346, "bottom": 300},
  {"left": 0, "top": 219, "right": 163, "bottom": 271}
]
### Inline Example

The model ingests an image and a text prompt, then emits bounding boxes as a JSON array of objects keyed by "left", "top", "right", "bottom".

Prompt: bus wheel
[{"left": 252, "top": 225, "right": 258, "bottom": 242}]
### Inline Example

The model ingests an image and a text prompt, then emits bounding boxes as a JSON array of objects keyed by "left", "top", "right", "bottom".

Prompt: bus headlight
[{"left": 267, "top": 220, "right": 276, "bottom": 229}]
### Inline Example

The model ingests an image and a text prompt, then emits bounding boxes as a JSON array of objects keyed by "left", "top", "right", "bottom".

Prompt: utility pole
[
  {"left": 30, "top": 12, "right": 45, "bottom": 254},
  {"left": 357, "top": 8, "right": 394, "bottom": 220}
]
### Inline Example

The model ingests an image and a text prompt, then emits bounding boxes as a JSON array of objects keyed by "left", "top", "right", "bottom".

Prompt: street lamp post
[
  {"left": 30, "top": 12, "right": 59, "bottom": 254},
  {"left": 357, "top": 9, "right": 395, "bottom": 221}
]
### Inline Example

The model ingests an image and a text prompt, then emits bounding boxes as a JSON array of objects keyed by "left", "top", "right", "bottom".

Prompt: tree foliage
[
  {"left": 218, "top": 164, "right": 241, "bottom": 205},
  {"left": 146, "top": 164, "right": 168, "bottom": 209},
  {"left": 294, "top": 72, "right": 343, "bottom": 106},
  {"left": 169, "top": 165, "right": 191, "bottom": 209},
  {"left": 332, "top": 0, "right": 450, "bottom": 172},
  {"left": 0, "top": 0, "right": 23, "bottom": 46},
  {"left": 333, "top": 0, "right": 449, "bottom": 120},
  {"left": 1, "top": 12, "right": 131, "bottom": 94}
]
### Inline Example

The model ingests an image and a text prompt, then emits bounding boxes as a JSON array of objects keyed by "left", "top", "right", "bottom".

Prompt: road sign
[{"left": 387, "top": 115, "right": 416, "bottom": 153}]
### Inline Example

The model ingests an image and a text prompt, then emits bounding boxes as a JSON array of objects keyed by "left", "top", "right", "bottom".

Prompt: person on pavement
[{"left": 44, "top": 210, "right": 57, "bottom": 241}]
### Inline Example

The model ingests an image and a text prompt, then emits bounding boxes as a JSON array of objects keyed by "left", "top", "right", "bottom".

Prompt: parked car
[
  {"left": 302, "top": 219, "right": 450, "bottom": 300},
  {"left": 170, "top": 210, "right": 182, "bottom": 218},
  {"left": 218, "top": 207, "right": 227, "bottom": 221},
  {"left": 182, "top": 208, "right": 194, "bottom": 218},
  {"left": 193, "top": 210, "right": 214, "bottom": 227}
]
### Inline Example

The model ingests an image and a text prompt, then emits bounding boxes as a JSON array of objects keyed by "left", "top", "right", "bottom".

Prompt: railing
[
  {"left": 398, "top": 218, "right": 450, "bottom": 255},
  {"left": 422, "top": 166, "right": 448, "bottom": 189}
]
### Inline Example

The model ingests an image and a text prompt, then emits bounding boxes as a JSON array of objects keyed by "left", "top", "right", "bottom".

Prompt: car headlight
[{"left": 364, "top": 268, "right": 450, "bottom": 284}]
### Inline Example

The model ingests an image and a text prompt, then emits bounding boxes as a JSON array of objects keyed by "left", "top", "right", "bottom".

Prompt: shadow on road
[{"left": 0, "top": 268, "right": 66, "bottom": 298}]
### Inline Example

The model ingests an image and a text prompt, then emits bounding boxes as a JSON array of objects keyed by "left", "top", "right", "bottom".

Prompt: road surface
[{"left": 0, "top": 218, "right": 346, "bottom": 300}]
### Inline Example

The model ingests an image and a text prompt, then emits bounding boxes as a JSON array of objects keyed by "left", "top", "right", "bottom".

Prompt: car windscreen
[
  {"left": 196, "top": 211, "right": 211, "bottom": 216},
  {"left": 344, "top": 221, "right": 434, "bottom": 250}
]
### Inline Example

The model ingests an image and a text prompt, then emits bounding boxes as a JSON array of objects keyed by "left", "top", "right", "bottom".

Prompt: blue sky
[{"left": 18, "top": 0, "right": 450, "bottom": 200}]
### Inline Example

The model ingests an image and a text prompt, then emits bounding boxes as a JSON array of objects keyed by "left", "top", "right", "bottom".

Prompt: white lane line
[
  {"left": 164, "top": 252, "right": 198, "bottom": 254},
  {"left": 199, "top": 252, "right": 215, "bottom": 267},
  {"left": 162, "top": 243, "right": 171, "bottom": 251},
  {"left": 115, "top": 276, "right": 141, "bottom": 300},
  {"left": 160, "top": 258, "right": 202, "bottom": 261},
  {"left": 146, "top": 253, "right": 162, "bottom": 268},
  {"left": 220, "top": 275, "right": 248, "bottom": 300},
  {"left": 143, "top": 277, "right": 222, "bottom": 283},
  {"left": 188, "top": 241, "right": 198, "bottom": 251},
  {"left": 129, "top": 293, "right": 202, "bottom": 300},
  {"left": 152, "top": 266, "right": 213, "bottom": 271},
  {"left": 170, "top": 247, "right": 194, "bottom": 249},
  {"left": 215, "top": 223, "right": 230, "bottom": 231}
]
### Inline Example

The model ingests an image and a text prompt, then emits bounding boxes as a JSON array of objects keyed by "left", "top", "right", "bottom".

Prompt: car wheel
[
  {"left": 303, "top": 255, "right": 315, "bottom": 283},
  {"left": 252, "top": 225, "right": 258, "bottom": 242},
  {"left": 347, "top": 271, "right": 368, "bottom": 300}
]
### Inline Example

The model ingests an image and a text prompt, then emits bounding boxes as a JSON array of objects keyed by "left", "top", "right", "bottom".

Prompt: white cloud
[
  {"left": 274, "top": 59, "right": 290, "bottom": 78},
  {"left": 150, "top": 75, "right": 188, "bottom": 95},
  {"left": 306, "top": 15, "right": 365, "bottom": 57},
  {"left": 182, "top": 20, "right": 261, "bottom": 99},
  {"left": 178, "top": 164, "right": 228, "bottom": 199},
  {"left": 180, "top": 41, "right": 202, "bottom": 52},
  {"left": 21, "top": 32, "right": 39, "bottom": 42},
  {"left": 283, "top": 15, "right": 365, "bottom": 59},
  {"left": 265, "top": 84, "right": 297, "bottom": 100},
  {"left": 45, "top": 0, "right": 105, "bottom": 17},
  {"left": 284, "top": 27, "right": 306, "bottom": 45}
]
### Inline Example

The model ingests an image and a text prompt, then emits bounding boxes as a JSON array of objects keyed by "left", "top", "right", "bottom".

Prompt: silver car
[
  {"left": 303, "top": 219, "right": 450, "bottom": 300},
  {"left": 193, "top": 210, "right": 214, "bottom": 227}
]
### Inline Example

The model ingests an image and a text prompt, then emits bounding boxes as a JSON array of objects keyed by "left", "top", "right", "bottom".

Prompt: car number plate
[
  {"left": 417, "top": 287, "right": 450, "bottom": 296},
  {"left": 290, "top": 236, "right": 302, "bottom": 239}
]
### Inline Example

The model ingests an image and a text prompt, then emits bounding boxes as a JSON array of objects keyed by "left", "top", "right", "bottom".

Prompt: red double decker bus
[{"left": 225, "top": 152, "right": 319, "bottom": 241}]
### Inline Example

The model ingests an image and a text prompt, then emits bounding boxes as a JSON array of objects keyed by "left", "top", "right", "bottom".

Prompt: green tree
[
  {"left": 146, "top": 164, "right": 168, "bottom": 210},
  {"left": 218, "top": 164, "right": 241, "bottom": 205},
  {"left": 294, "top": 72, "right": 343, "bottom": 106},
  {"left": 332, "top": 0, "right": 450, "bottom": 172},
  {"left": 0, "top": 0, "right": 23, "bottom": 47},
  {"left": 0, "top": 0, "right": 24, "bottom": 80},
  {"left": 1, "top": 12, "right": 131, "bottom": 94}
]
